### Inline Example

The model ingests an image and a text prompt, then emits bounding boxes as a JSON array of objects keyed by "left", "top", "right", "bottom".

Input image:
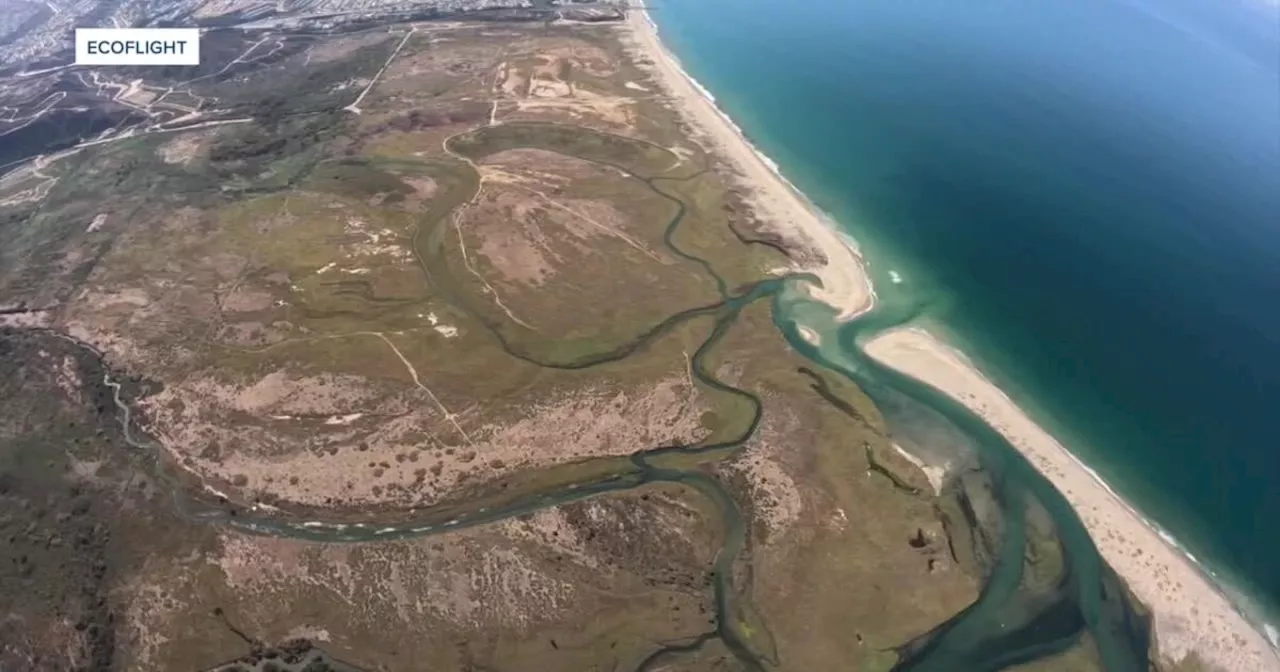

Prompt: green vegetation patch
[
  {"left": 448, "top": 122, "right": 676, "bottom": 178},
  {"left": 306, "top": 159, "right": 416, "bottom": 203}
]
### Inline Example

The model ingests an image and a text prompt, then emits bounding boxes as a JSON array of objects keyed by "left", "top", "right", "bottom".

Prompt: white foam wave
[
  {"left": 688, "top": 77, "right": 717, "bottom": 105},
  {"left": 1034, "top": 395, "right": 1280, "bottom": 650},
  {"left": 757, "top": 151, "right": 779, "bottom": 173}
]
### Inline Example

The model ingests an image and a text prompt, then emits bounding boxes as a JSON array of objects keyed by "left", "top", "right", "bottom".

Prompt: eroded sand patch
[
  {"left": 729, "top": 404, "right": 804, "bottom": 538},
  {"left": 157, "top": 132, "right": 206, "bottom": 165},
  {"left": 460, "top": 184, "right": 661, "bottom": 290}
]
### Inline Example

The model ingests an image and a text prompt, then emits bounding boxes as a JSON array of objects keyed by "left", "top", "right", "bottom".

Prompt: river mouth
[
  {"left": 56, "top": 123, "right": 1152, "bottom": 671},
  {"left": 776, "top": 291, "right": 1157, "bottom": 671}
]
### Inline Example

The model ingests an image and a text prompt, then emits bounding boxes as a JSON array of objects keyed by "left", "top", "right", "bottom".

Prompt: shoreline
[
  {"left": 863, "top": 327, "right": 1280, "bottom": 670},
  {"left": 622, "top": 3, "right": 875, "bottom": 321},
  {"left": 623, "top": 3, "right": 1280, "bottom": 669}
]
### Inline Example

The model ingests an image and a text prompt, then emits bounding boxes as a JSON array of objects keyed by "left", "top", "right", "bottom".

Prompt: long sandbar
[
  {"left": 863, "top": 327, "right": 1280, "bottom": 671},
  {"left": 623, "top": 3, "right": 873, "bottom": 320}
]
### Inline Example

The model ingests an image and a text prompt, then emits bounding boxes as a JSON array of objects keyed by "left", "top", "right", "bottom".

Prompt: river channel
[{"left": 83, "top": 122, "right": 1152, "bottom": 672}]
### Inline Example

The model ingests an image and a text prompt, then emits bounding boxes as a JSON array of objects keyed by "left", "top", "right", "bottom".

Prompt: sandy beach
[
  {"left": 864, "top": 327, "right": 1280, "bottom": 670},
  {"left": 623, "top": 4, "right": 873, "bottom": 321}
]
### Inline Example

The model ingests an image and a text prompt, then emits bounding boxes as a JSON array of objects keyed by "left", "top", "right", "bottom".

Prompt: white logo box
[{"left": 75, "top": 28, "right": 201, "bottom": 66}]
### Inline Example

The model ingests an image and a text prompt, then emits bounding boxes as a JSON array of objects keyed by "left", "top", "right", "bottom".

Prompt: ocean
[{"left": 647, "top": 0, "right": 1280, "bottom": 650}]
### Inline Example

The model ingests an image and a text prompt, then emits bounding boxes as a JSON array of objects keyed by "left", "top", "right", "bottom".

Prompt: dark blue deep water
[{"left": 650, "top": 0, "right": 1280, "bottom": 628}]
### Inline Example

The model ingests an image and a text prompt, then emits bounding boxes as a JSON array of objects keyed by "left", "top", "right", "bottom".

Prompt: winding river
[{"left": 81, "top": 122, "right": 1152, "bottom": 672}]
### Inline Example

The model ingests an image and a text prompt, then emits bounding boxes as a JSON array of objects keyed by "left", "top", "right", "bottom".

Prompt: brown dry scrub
[
  {"left": 140, "top": 366, "right": 707, "bottom": 509},
  {"left": 119, "top": 484, "right": 722, "bottom": 671}
]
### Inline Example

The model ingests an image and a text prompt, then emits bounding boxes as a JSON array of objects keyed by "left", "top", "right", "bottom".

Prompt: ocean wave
[{"left": 688, "top": 77, "right": 718, "bottom": 105}]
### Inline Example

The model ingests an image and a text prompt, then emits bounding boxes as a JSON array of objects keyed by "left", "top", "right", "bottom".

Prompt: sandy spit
[
  {"left": 623, "top": 3, "right": 873, "bottom": 320},
  {"left": 864, "top": 327, "right": 1280, "bottom": 671}
]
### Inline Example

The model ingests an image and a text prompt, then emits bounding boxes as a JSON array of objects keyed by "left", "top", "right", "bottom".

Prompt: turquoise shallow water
[{"left": 648, "top": 0, "right": 1280, "bottom": 638}]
